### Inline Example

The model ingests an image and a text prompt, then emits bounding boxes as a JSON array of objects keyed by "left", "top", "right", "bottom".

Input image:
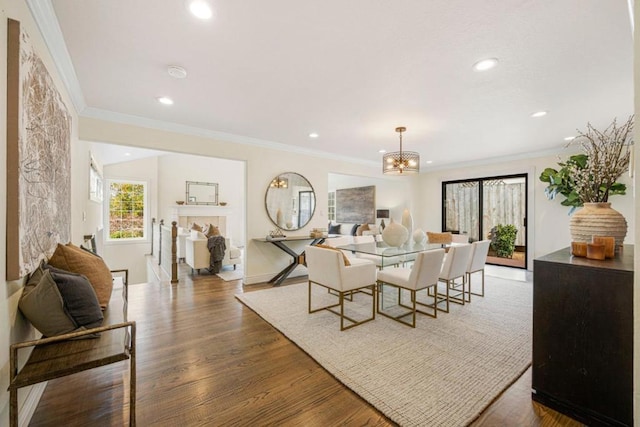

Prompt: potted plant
[
  {"left": 539, "top": 115, "right": 633, "bottom": 246},
  {"left": 489, "top": 224, "right": 518, "bottom": 258}
]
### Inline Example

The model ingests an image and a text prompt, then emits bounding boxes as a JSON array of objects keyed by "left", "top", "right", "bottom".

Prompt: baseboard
[{"left": 20, "top": 382, "right": 47, "bottom": 427}]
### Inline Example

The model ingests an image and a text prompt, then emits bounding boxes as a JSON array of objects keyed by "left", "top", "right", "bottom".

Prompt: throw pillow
[
  {"left": 19, "top": 269, "right": 78, "bottom": 337},
  {"left": 315, "top": 244, "right": 351, "bottom": 266},
  {"left": 44, "top": 264, "right": 104, "bottom": 329},
  {"left": 203, "top": 224, "right": 221, "bottom": 238},
  {"left": 191, "top": 223, "right": 203, "bottom": 232},
  {"left": 356, "top": 223, "right": 370, "bottom": 235},
  {"left": 350, "top": 224, "right": 360, "bottom": 236},
  {"left": 48, "top": 243, "right": 114, "bottom": 310},
  {"left": 426, "top": 231, "right": 453, "bottom": 244},
  {"left": 328, "top": 223, "right": 341, "bottom": 235}
]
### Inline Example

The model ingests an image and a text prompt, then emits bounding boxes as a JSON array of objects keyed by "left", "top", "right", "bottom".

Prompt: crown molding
[
  {"left": 27, "top": 0, "right": 86, "bottom": 112},
  {"left": 81, "top": 107, "right": 378, "bottom": 167},
  {"left": 421, "top": 145, "right": 577, "bottom": 173}
]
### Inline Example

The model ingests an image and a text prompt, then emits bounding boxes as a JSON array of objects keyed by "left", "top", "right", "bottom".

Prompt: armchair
[
  {"left": 185, "top": 236, "right": 242, "bottom": 274},
  {"left": 305, "top": 245, "right": 377, "bottom": 331}
]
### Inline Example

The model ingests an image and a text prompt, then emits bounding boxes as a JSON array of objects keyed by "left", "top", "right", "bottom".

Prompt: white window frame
[{"left": 105, "top": 178, "right": 148, "bottom": 243}]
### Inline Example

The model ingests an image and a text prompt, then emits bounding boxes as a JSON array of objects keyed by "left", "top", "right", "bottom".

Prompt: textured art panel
[
  {"left": 336, "top": 185, "right": 375, "bottom": 224},
  {"left": 7, "top": 19, "right": 72, "bottom": 280}
]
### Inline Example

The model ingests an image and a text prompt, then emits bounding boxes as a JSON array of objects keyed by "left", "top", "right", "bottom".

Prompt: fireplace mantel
[{"left": 171, "top": 205, "right": 231, "bottom": 218}]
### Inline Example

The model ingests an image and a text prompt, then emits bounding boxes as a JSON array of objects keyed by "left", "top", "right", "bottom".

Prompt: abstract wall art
[
  {"left": 6, "top": 19, "right": 72, "bottom": 280},
  {"left": 336, "top": 185, "right": 376, "bottom": 224}
]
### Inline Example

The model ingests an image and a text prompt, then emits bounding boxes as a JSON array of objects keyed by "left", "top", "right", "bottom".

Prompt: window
[
  {"left": 107, "top": 180, "right": 147, "bottom": 240},
  {"left": 328, "top": 191, "right": 336, "bottom": 222}
]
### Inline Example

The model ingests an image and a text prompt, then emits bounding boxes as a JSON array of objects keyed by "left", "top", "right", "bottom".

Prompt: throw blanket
[{"left": 207, "top": 236, "right": 226, "bottom": 273}]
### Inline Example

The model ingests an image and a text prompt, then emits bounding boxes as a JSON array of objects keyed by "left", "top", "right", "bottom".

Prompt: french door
[{"left": 442, "top": 174, "right": 528, "bottom": 269}]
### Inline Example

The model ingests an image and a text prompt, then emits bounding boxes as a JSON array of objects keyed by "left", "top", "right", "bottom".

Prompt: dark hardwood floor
[{"left": 29, "top": 264, "right": 584, "bottom": 426}]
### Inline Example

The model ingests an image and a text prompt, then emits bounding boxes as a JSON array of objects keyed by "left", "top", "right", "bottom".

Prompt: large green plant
[
  {"left": 539, "top": 154, "right": 626, "bottom": 214},
  {"left": 489, "top": 224, "right": 518, "bottom": 258},
  {"left": 539, "top": 116, "right": 632, "bottom": 213}
]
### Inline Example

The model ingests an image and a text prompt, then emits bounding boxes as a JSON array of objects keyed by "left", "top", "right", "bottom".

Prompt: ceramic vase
[
  {"left": 401, "top": 209, "right": 413, "bottom": 244},
  {"left": 276, "top": 208, "right": 284, "bottom": 228},
  {"left": 413, "top": 228, "right": 426, "bottom": 244},
  {"left": 569, "top": 202, "right": 627, "bottom": 249},
  {"left": 382, "top": 218, "right": 408, "bottom": 247}
]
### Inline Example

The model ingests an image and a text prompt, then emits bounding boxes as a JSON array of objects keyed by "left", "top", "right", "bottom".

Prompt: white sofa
[{"left": 185, "top": 236, "right": 242, "bottom": 274}]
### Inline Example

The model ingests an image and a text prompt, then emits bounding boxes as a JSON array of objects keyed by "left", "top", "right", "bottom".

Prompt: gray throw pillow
[
  {"left": 19, "top": 270, "right": 78, "bottom": 337},
  {"left": 44, "top": 264, "right": 104, "bottom": 329}
]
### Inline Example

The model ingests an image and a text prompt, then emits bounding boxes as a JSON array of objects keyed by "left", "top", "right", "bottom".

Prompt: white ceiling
[{"left": 36, "top": 0, "right": 634, "bottom": 170}]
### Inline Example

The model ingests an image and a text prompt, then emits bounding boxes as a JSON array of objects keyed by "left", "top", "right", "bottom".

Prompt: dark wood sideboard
[{"left": 532, "top": 245, "right": 633, "bottom": 427}]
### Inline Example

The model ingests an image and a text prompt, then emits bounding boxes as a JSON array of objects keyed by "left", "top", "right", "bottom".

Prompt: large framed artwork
[
  {"left": 336, "top": 185, "right": 376, "bottom": 224},
  {"left": 6, "top": 19, "right": 72, "bottom": 280}
]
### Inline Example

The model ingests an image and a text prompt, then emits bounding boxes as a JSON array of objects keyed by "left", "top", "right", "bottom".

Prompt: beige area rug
[
  {"left": 236, "top": 276, "right": 532, "bottom": 427},
  {"left": 216, "top": 265, "right": 243, "bottom": 281}
]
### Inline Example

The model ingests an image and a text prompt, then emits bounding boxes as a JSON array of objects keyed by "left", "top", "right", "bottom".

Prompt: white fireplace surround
[{"left": 171, "top": 205, "right": 231, "bottom": 236}]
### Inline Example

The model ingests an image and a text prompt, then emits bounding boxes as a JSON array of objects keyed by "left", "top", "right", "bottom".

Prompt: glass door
[{"left": 442, "top": 174, "right": 527, "bottom": 269}]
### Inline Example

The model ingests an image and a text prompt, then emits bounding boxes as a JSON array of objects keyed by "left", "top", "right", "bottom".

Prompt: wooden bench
[{"left": 8, "top": 269, "right": 136, "bottom": 426}]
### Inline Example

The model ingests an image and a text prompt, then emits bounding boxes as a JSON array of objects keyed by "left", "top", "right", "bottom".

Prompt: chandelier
[
  {"left": 383, "top": 127, "right": 420, "bottom": 175},
  {"left": 270, "top": 176, "right": 288, "bottom": 188}
]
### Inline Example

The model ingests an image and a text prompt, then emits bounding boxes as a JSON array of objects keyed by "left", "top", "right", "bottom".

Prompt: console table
[
  {"left": 255, "top": 235, "right": 335, "bottom": 286},
  {"left": 532, "top": 245, "right": 633, "bottom": 427}
]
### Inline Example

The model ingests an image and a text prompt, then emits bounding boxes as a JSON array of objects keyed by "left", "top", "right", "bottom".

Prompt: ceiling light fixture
[
  {"left": 382, "top": 127, "right": 420, "bottom": 175},
  {"left": 531, "top": 111, "right": 547, "bottom": 118},
  {"left": 426, "top": 160, "right": 433, "bottom": 164},
  {"left": 308, "top": 132, "right": 319, "bottom": 138},
  {"left": 188, "top": 0, "right": 213, "bottom": 19},
  {"left": 564, "top": 136, "right": 575, "bottom": 141},
  {"left": 270, "top": 176, "right": 288, "bottom": 189},
  {"left": 472, "top": 58, "right": 499, "bottom": 71},
  {"left": 157, "top": 96, "right": 174, "bottom": 105},
  {"left": 168, "top": 65, "right": 187, "bottom": 79},
  {"left": 378, "top": 149, "right": 387, "bottom": 154}
]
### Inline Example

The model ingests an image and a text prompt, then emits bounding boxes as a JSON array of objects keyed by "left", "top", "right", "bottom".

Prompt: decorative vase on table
[
  {"left": 382, "top": 218, "right": 408, "bottom": 247},
  {"left": 412, "top": 228, "right": 426, "bottom": 244},
  {"left": 569, "top": 202, "right": 627, "bottom": 249},
  {"left": 401, "top": 209, "right": 413, "bottom": 244}
]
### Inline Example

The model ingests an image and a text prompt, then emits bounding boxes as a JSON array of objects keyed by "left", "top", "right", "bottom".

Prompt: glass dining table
[{"left": 336, "top": 242, "right": 448, "bottom": 269}]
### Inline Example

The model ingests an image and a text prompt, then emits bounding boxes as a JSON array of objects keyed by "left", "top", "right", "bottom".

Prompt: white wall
[
  {"left": 415, "top": 153, "right": 636, "bottom": 270},
  {"left": 328, "top": 173, "right": 414, "bottom": 230},
  {"left": 103, "top": 156, "right": 159, "bottom": 284},
  {"left": 157, "top": 153, "right": 245, "bottom": 245}
]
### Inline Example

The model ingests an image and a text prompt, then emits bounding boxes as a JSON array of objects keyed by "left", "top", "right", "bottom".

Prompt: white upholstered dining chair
[
  {"left": 465, "top": 240, "right": 491, "bottom": 301},
  {"left": 436, "top": 244, "right": 473, "bottom": 312},
  {"left": 305, "top": 245, "right": 377, "bottom": 331},
  {"left": 376, "top": 249, "right": 445, "bottom": 328}
]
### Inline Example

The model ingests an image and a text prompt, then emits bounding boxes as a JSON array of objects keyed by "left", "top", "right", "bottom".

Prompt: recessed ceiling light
[
  {"left": 378, "top": 149, "right": 387, "bottom": 154},
  {"left": 168, "top": 65, "right": 187, "bottom": 79},
  {"left": 472, "top": 58, "right": 499, "bottom": 72},
  {"left": 308, "top": 132, "right": 319, "bottom": 138},
  {"left": 426, "top": 160, "right": 433, "bottom": 164},
  {"left": 531, "top": 111, "right": 547, "bottom": 118},
  {"left": 564, "top": 136, "right": 575, "bottom": 141},
  {"left": 124, "top": 152, "right": 131, "bottom": 156},
  {"left": 188, "top": 0, "right": 213, "bottom": 19},
  {"left": 157, "top": 96, "right": 174, "bottom": 105}
]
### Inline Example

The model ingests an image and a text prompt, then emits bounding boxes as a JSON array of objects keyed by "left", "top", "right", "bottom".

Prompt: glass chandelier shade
[{"left": 382, "top": 127, "right": 420, "bottom": 175}]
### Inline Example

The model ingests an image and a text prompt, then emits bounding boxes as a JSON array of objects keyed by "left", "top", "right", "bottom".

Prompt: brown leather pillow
[
  {"left": 191, "top": 223, "right": 203, "bottom": 232},
  {"left": 315, "top": 244, "right": 351, "bottom": 266},
  {"left": 203, "top": 224, "right": 221, "bottom": 238},
  {"left": 48, "top": 243, "right": 113, "bottom": 310},
  {"left": 427, "top": 232, "right": 453, "bottom": 244},
  {"left": 356, "top": 223, "right": 370, "bottom": 236}
]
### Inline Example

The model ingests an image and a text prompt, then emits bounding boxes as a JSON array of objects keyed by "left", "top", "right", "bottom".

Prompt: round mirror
[{"left": 265, "top": 172, "right": 316, "bottom": 231}]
